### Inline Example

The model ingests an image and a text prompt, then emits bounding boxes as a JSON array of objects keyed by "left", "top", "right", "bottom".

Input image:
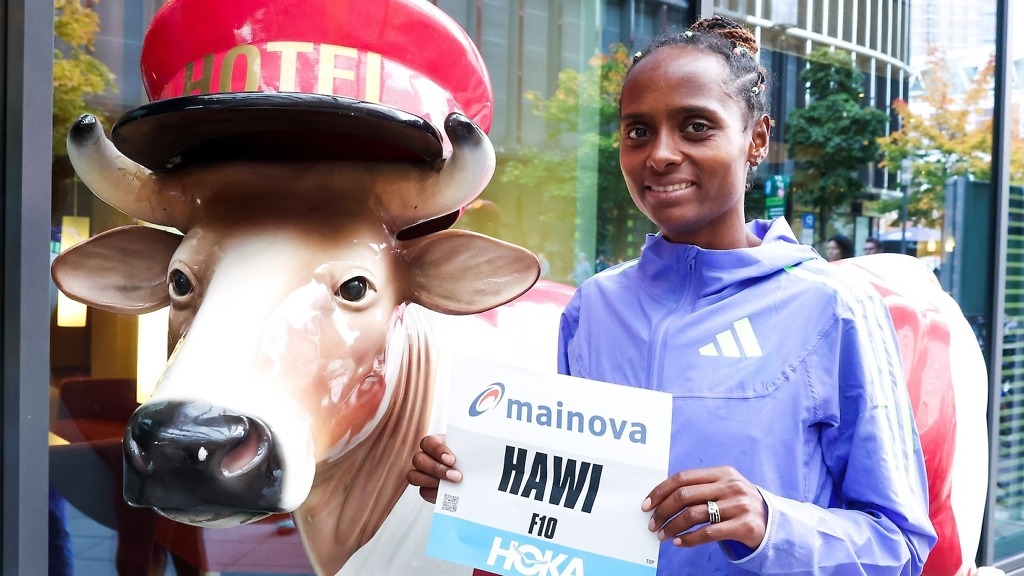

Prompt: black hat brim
[{"left": 110, "top": 92, "right": 444, "bottom": 171}]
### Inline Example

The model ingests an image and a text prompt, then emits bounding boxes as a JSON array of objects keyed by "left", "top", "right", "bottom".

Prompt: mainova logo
[
  {"left": 468, "top": 381, "right": 649, "bottom": 444},
  {"left": 469, "top": 382, "right": 506, "bottom": 417}
]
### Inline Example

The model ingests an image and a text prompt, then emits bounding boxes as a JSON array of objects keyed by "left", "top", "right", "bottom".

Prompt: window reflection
[
  {"left": 49, "top": 0, "right": 315, "bottom": 573},
  {"left": 995, "top": 0, "right": 1024, "bottom": 562},
  {"left": 47, "top": 1, "right": 683, "bottom": 573},
  {"left": 47, "top": 0, "right": 1021, "bottom": 572}
]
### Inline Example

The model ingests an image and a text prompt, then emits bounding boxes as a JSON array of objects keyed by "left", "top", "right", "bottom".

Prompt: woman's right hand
[{"left": 406, "top": 434, "right": 463, "bottom": 504}]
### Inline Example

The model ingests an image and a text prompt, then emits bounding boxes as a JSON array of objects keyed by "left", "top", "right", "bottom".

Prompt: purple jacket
[{"left": 558, "top": 219, "right": 936, "bottom": 575}]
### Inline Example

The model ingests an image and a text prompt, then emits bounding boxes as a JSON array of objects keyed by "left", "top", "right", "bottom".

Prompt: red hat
[{"left": 110, "top": 0, "right": 493, "bottom": 170}]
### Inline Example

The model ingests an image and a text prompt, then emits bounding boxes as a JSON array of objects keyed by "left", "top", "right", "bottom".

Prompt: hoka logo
[
  {"left": 698, "top": 317, "right": 763, "bottom": 358},
  {"left": 486, "top": 537, "right": 585, "bottom": 576}
]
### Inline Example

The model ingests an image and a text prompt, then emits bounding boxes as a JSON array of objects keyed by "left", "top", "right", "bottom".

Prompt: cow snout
[{"left": 123, "top": 400, "right": 287, "bottom": 524}]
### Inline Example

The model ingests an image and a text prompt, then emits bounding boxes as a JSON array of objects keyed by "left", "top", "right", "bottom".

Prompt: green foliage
[
  {"left": 522, "top": 48, "right": 628, "bottom": 138},
  {"left": 785, "top": 48, "right": 887, "bottom": 240},
  {"left": 877, "top": 50, "right": 1024, "bottom": 228},
  {"left": 498, "top": 45, "right": 651, "bottom": 259},
  {"left": 53, "top": 0, "right": 116, "bottom": 156},
  {"left": 799, "top": 48, "right": 867, "bottom": 101}
]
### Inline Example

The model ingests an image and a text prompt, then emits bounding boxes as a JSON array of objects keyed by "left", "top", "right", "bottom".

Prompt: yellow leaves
[
  {"left": 877, "top": 46, "right": 1024, "bottom": 210},
  {"left": 52, "top": 0, "right": 115, "bottom": 99},
  {"left": 52, "top": 0, "right": 116, "bottom": 156},
  {"left": 880, "top": 49, "right": 999, "bottom": 173},
  {"left": 53, "top": 55, "right": 110, "bottom": 93},
  {"left": 54, "top": 0, "right": 101, "bottom": 49}
]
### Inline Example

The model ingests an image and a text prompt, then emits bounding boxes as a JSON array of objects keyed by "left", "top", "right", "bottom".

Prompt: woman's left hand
[{"left": 642, "top": 466, "right": 767, "bottom": 550}]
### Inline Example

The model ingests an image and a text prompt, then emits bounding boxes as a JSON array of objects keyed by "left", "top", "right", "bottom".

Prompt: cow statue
[
  {"left": 52, "top": 106, "right": 543, "bottom": 575},
  {"left": 48, "top": 0, "right": 549, "bottom": 573},
  {"left": 831, "top": 255, "right": 996, "bottom": 576}
]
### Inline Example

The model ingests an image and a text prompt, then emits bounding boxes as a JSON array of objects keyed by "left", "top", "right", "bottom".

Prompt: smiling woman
[
  {"left": 617, "top": 33, "right": 770, "bottom": 249},
  {"left": 410, "top": 15, "right": 937, "bottom": 576},
  {"left": 618, "top": 17, "right": 771, "bottom": 249}
]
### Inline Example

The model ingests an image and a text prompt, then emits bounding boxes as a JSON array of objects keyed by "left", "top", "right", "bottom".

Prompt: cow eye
[
  {"left": 169, "top": 269, "right": 193, "bottom": 297},
  {"left": 337, "top": 276, "right": 370, "bottom": 302}
]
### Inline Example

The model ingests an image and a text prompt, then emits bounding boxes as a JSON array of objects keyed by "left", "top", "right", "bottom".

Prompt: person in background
[
  {"left": 49, "top": 486, "right": 73, "bottom": 576},
  {"left": 864, "top": 237, "right": 883, "bottom": 255},
  {"left": 409, "top": 15, "right": 934, "bottom": 575},
  {"left": 826, "top": 233, "right": 854, "bottom": 261},
  {"left": 569, "top": 251, "right": 594, "bottom": 286}
]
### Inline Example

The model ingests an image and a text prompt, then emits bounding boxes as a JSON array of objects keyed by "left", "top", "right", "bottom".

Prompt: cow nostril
[
  {"left": 124, "top": 432, "right": 153, "bottom": 475},
  {"left": 220, "top": 418, "right": 269, "bottom": 477}
]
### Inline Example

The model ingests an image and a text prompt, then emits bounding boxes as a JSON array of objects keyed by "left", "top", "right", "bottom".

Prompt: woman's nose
[{"left": 646, "top": 134, "right": 682, "bottom": 171}]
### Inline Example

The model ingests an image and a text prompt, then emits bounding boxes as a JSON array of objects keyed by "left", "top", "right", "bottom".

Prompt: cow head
[{"left": 51, "top": 112, "right": 538, "bottom": 573}]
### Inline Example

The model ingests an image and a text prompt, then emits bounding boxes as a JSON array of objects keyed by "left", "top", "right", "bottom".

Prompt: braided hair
[{"left": 625, "top": 15, "right": 770, "bottom": 128}]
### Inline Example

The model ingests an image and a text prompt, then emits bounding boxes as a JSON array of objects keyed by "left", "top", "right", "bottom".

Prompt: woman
[
  {"left": 826, "top": 234, "right": 855, "bottom": 261},
  {"left": 409, "top": 16, "right": 935, "bottom": 575}
]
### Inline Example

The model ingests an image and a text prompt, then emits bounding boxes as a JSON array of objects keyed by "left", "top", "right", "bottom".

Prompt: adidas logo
[{"left": 698, "top": 317, "right": 763, "bottom": 358}]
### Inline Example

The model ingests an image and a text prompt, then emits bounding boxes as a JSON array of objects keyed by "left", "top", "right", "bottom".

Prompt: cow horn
[
  {"left": 391, "top": 113, "right": 495, "bottom": 233},
  {"left": 67, "top": 114, "right": 189, "bottom": 228}
]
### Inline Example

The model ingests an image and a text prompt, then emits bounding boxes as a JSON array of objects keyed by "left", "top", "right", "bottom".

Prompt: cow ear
[
  {"left": 402, "top": 229, "right": 540, "bottom": 314},
  {"left": 51, "top": 225, "right": 181, "bottom": 315}
]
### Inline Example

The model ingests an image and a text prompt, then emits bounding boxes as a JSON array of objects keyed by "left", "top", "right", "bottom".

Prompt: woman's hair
[
  {"left": 828, "top": 234, "right": 855, "bottom": 259},
  {"left": 624, "top": 15, "right": 770, "bottom": 127}
]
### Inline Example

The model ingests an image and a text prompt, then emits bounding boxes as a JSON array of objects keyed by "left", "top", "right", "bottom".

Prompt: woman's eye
[
  {"left": 337, "top": 276, "right": 370, "bottom": 302},
  {"left": 685, "top": 122, "right": 710, "bottom": 133},
  {"left": 625, "top": 126, "right": 648, "bottom": 139},
  {"left": 169, "top": 269, "right": 193, "bottom": 297}
]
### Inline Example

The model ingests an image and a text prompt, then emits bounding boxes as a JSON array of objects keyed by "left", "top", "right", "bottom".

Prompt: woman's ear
[{"left": 748, "top": 114, "right": 771, "bottom": 165}]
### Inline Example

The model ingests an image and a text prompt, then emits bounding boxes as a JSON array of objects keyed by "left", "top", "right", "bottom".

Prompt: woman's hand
[
  {"left": 642, "top": 466, "right": 767, "bottom": 550},
  {"left": 406, "top": 434, "right": 463, "bottom": 504}
]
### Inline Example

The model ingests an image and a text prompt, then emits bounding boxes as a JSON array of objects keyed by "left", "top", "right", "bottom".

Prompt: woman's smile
[{"left": 647, "top": 181, "right": 696, "bottom": 194}]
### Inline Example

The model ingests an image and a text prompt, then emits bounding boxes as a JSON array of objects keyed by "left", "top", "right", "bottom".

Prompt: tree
[
  {"left": 877, "top": 49, "right": 1024, "bottom": 229},
  {"left": 53, "top": 0, "right": 116, "bottom": 157},
  {"left": 785, "top": 48, "right": 888, "bottom": 243},
  {"left": 497, "top": 44, "right": 653, "bottom": 264},
  {"left": 52, "top": 0, "right": 117, "bottom": 230}
]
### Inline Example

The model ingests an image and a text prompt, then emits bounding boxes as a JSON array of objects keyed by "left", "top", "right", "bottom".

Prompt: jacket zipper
[{"left": 646, "top": 249, "right": 696, "bottom": 391}]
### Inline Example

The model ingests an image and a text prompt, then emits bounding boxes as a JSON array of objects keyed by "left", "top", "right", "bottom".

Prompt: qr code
[{"left": 442, "top": 494, "right": 459, "bottom": 513}]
